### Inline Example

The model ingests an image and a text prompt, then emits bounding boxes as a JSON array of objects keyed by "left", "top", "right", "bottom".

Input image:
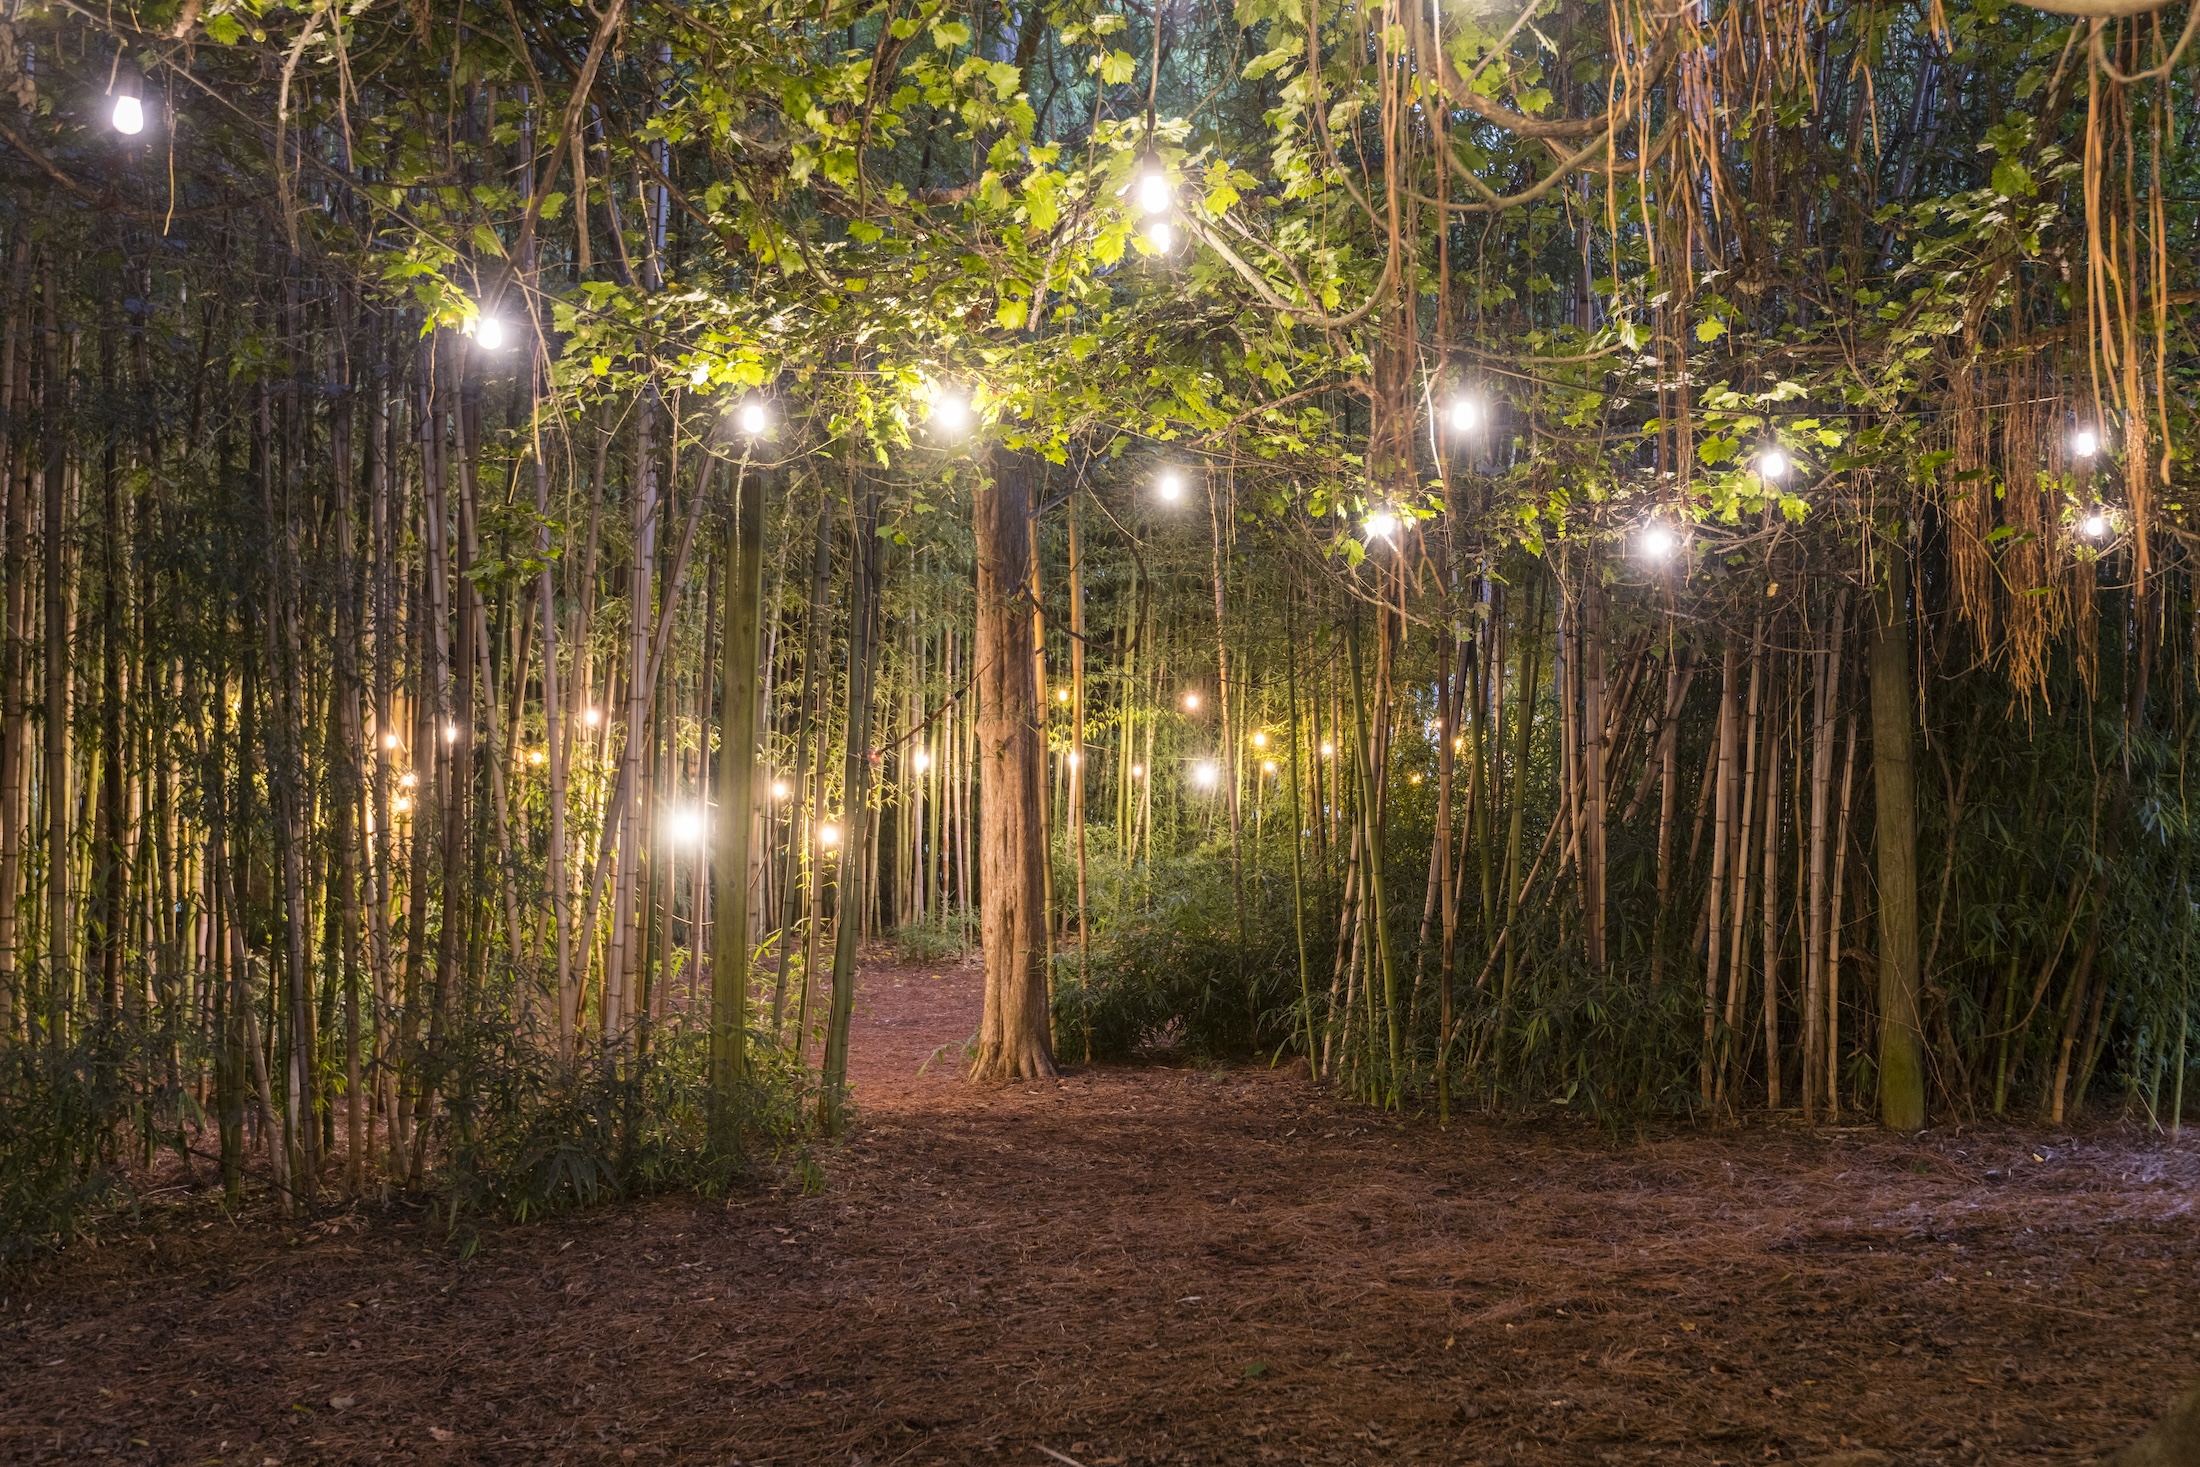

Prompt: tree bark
[
  {"left": 1869, "top": 538, "right": 1926, "bottom": 1130},
  {"left": 970, "top": 449, "right": 1056, "bottom": 1082},
  {"left": 711, "top": 461, "right": 766, "bottom": 1125}
]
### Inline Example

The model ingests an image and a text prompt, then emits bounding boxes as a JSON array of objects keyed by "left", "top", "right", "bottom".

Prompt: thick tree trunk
[
  {"left": 1869, "top": 538, "right": 1926, "bottom": 1130},
  {"left": 712, "top": 463, "right": 766, "bottom": 1124},
  {"left": 970, "top": 450, "right": 1055, "bottom": 1082}
]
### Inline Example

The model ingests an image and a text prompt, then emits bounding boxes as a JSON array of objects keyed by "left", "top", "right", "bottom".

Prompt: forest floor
[{"left": 4, "top": 956, "right": 2198, "bottom": 1467}]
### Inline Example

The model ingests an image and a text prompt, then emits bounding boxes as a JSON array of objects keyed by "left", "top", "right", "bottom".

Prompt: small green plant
[{"left": 894, "top": 914, "right": 967, "bottom": 964}]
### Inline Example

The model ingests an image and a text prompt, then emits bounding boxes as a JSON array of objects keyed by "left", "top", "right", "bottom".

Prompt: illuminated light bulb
[
  {"left": 1136, "top": 170, "right": 1171, "bottom": 215},
  {"left": 738, "top": 400, "right": 768, "bottom": 436},
  {"left": 2072, "top": 428, "right": 2101, "bottom": 459},
  {"left": 1251, "top": 732, "right": 1267, "bottom": 749},
  {"left": 1131, "top": 763, "right": 1146, "bottom": 778},
  {"left": 1182, "top": 691, "right": 1201, "bottom": 711},
  {"left": 665, "top": 807, "right": 706, "bottom": 846},
  {"left": 1642, "top": 523, "right": 1678, "bottom": 560},
  {"left": 399, "top": 772, "right": 418, "bottom": 790},
  {"left": 1143, "top": 219, "right": 1175, "bottom": 254},
  {"left": 1454, "top": 737, "right": 1465, "bottom": 752},
  {"left": 770, "top": 780, "right": 790, "bottom": 800},
  {"left": 111, "top": 94, "right": 144, "bottom": 136},
  {"left": 929, "top": 387, "right": 969, "bottom": 435},
  {"left": 475, "top": 316, "right": 506, "bottom": 351},
  {"left": 527, "top": 749, "right": 545, "bottom": 766},
  {"left": 1410, "top": 772, "right": 1423, "bottom": 785},
  {"left": 1756, "top": 448, "right": 1789, "bottom": 481},
  {"left": 911, "top": 750, "right": 932, "bottom": 774},
  {"left": 1192, "top": 761, "right": 1219, "bottom": 789},
  {"left": 691, "top": 361, "right": 712, "bottom": 388},
  {"left": 1365, "top": 509, "right": 1399, "bottom": 541},
  {"left": 1057, "top": 688, "right": 1071, "bottom": 705},
  {"left": 2082, "top": 511, "right": 2109, "bottom": 539},
  {"left": 1320, "top": 741, "right": 1335, "bottom": 758},
  {"left": 1261, "top": 760, "right": 1277, "bottom": 775},
  {"left": 1449, "top": 398, "right": 1481, "bottom": 432},
  {"left": 1067, "top": 752, "right": 1081, "bottom": 768},
  {"left": 1156, "top": 469, "right": 1185, "bottom": 504},
  {"left": 582, "top": 708, "right": 601, "bottom": 727},
  {"left": 383, "top": 733, "right": 401, "bottom": 750},
  {"left": 444, "top": 723, "right": 459, "bottom": 744},
  {"left": 394, "top": 796, "right": 412, "bottom": 814},
  {"left": 819, "top": 823, "right": 841, "bottom": 848}
]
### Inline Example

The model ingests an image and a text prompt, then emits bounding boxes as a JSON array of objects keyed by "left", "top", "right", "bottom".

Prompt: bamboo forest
[{"left": 1, "top": 0, "right": 2198, "bottom": 1452}]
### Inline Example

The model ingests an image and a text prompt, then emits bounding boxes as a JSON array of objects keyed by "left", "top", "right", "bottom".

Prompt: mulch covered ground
[{"left": 3, "top": 955, "right": 2197, "bottom": 1466}]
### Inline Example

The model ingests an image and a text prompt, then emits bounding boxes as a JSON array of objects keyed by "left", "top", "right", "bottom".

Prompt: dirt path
[{"left": 4, "top": 955, "right": 2198, "bottom": 1466}]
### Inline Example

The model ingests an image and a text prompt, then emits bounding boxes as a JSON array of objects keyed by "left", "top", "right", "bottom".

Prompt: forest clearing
[
  {"left": 6, "top": 957, "right": 2199, "bottom": 1465},
  {"left": 2, "top": 0, "right": 2200, "bottom": 1452}
]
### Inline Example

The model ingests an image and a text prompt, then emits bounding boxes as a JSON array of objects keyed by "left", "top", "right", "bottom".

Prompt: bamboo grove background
[{"left": 0, "top": 0, "right": 2196, "bottom": 1246}]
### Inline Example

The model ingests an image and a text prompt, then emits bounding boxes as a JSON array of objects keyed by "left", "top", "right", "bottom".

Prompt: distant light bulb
[
  {"left": 1057, "top": 688, "right": 1071, "bottom": 705},
  {"left": 474, "top": 317, "right": 506, "bottom": 351},
  {"left": 1449, "top": 398, "right": 1480, "bottom": 432},
  {"left": 1067, "top": 752, "right": 1081, "bottom": 768},
  {"left": 1136, "top": 171, "right": 1171, "bottom": 215},
  {"left": 1156, "top": 470, "right": 1185, "bottom": 503},
  {"left": 111, "top": 94, "right": 144, "bottom": 136},
  {"left": 582, "top": 708, "right": 601, "bottom": 727},
  {"left": 394, "top": 796, "right": 412, "bottom": 814},
  {"left": 1144, "top": 220, "right": 1175, "bottom": 254},
  {"left": 2073, "top": 428, "right": 2100, "bottom": 459},
  {"left": 911, "top": 751, "right": 932, "bottom": 774},
  {"left": 1365, "top": 510, "right": 1399, "bottom": 541},
  {"left": 2081, "top": 512, "right": 2109, "bottom": 539},
  {"left": 666, "top": 807, "right": 706, "bottom": 846},
  {"left": 930, "top": 389, "right": 969, "bottom": 435},
  {"left": 1193, "top": 761, "right": 1219, "bottom": 788},
  {"left": 399, "top": 773, "right": 418, "bottom": 790},
  {"left": 1131, "top": 763, "right": 1146, "bottom": 778},
  {"left": 1642, "top": 523, "right": 1678, "bottom": 560},
  {"left": 771, "top": 780, "right": 790, "bottom": 799},
  {"left": 527, "top": 749, "right": 545, "bottom": 766},
  {"left": 444, "top": 723, "right": 459, "bottom": 744},
  {"left": 1756, "top": 448, "right": 1788, "bottom": 481},
  {"left": 1410, "top": 773, "right": 1423, "bottom": 785},
  {"left": 1182, "top": 692, "right": 1201, "bottom": 711},
  {"left": 1251, "top": 732, "right": 1267, "bottom": 749},
  {"left": 1261, "top": 760, "right": 1277, "bottom": 775},
  {"left": 820, "top": 823, "right": 841, "bottom": 848},
  {"left": 383, "top": 733, "right": 400, "bottom": 750},
  {"left": 1320, "top": 741, "right": 1335, "bottom": 758},
  {"left": 738, "top": 400, "right": 768, "bottom": 436}
]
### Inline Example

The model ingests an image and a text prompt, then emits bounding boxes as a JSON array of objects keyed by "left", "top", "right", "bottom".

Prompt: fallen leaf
[
  {"left": 330, "top": 1395, "right": 356, "bottom": 1410},
  {"left": 428, "top": 1426, "right": 453, "bottom": 1442}
]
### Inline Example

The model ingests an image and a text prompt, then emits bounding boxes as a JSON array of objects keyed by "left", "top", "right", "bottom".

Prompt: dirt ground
[{"left": 4, "top": 956, "right": 2197, "bottom": 1467}]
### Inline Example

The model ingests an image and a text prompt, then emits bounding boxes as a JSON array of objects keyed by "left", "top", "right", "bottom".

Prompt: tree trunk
[
  {"left": 1869, "top": 538, "right": 1926, "bottom": 1130},
  {"left": 712, "top": 462, "right": 766, "bottom": 1125},
  {"left": 970, "top": 450, "right": 1056, "bottom": 1082}
]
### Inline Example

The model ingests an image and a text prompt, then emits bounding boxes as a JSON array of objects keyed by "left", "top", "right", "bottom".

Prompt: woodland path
[{"left": 3, "top": 957, "right": 2198, "bottom": 1466}]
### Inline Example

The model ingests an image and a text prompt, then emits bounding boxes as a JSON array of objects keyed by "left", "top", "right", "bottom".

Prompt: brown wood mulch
[{"left": 3, "top": 955, "right": 2196, "bottom": 1466}]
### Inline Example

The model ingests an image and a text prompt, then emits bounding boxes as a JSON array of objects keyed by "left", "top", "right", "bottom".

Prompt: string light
[
  {"left": 1136, "top": 170, "right": 1172, "bottom": 215},
  {"left": 1182, "top": 691, "right": 1202, "bottom": 711},
  {"left": 1448, "top": 398, "right": 1481, "bottom": 432},
  {"left": 111, "top": 93, "right": 144, "bottom": 136},
  {"left": 665, "top": 807, "right": 706, "bottom": 846},
  {"left": 2072, "top": 428, "right": 2101, "bottom": 459},
  {"left": 1320, "top": 741, "right": 1335, "bottom": 758},
  {"left": 2081, "top": 510, "right": 2110, "bottom": 539},
  {"left": 1143, "top": 219, "right": 1175, "bottom": 254},
  {"left": 1066, "top": 752, "right": 1081, "bottom": 768},
  {"left": 1130, "top": 763, "right": 1146, "bottom": 778},
  {"left": 526, "top": 749, "right": 545, "bottom": 766},
  {"left": 383, "top": 733, "right": 401, "bottom": 750},
  {"left": 928, "top": 384, "right": 970, "bottom": 437},
  {"left": 1756, "top": 447, "right": 1789, "bottom": 481},
  {"left": 474, "top": 317, "right": 507, "bottom": 351},
  {"left": 399, "top": 772, "right": 418, "bottom": 790},
  {"left": 1642, "top": 522, "right": 1679, "bottom": 560},
  {"left": 1251, "top": 732, "right": 1267, "bottom": 749},
  {"left": 1192, "top": 761, "right": 1219, "bottom": 788},
  {"left": 443, "top": 723, "right": 459, "bottom": 744},
  {"left": 737, "top": 399, "right": 769, "bottom": 437},
  {"left": 394, "top": 795, "right": 412, "bottom": 814},
  {"left": 911, "top": 750, "right": 932, "bottom": 774},
  {"left": 820, "top": 823, "right": 841, "bottom": 848},
  {"left": 582, "top": 708, "right": 601, "bottom": 727},
  {"left": 1261, "top": 760, "right": 1277, "bottom": 775},
  {"left": 1365, "top": 507, "right": 1399, "bottom": 541},
  {"left": 1057, "top": 688, "right": 1071, "bottom": 705},
  {"left": 771, "top": 780, "right": 790, "bottom": 799},
  {"left": 1156, "top": 469, "right": 1186, "bottom": 504}
]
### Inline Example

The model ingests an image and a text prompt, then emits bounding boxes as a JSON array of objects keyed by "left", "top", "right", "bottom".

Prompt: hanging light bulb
[
  {"left": 1130, "top": 763, "right": 1146, "bottom": 779},
  {"left": 1057, "top": 688, "right": 1071, "bottom": 705},
  {"left": 399, "top": 772, "right": 418, "bottom": 790},
  {"left": 1320, "top": 741, "right": 1335, "bottom": 758},
  {"left": 911, "top": 750, "right": 932, "bottom": 774},
  {"left": 1449, "top": 398, "right": 1481, "bottom": 432},
  {"left": 474, "top": 316, "right": 507, "bottom": 351},
  {"left": 383, "top": 732, "right": 401, "bottom": 750},
  {"left": 444, "top": 722, "right": 460, "bottom": 744},
  {"left": 1156, "top": 469, "right": 1186, "bottom": 504},
  {"left": 111, "top": 93, "right": 145, "bottom": 136},
  {"left": 737, "top": 399, "right": 769, "bottom": 437},
  {"left": 1262, "top": 760, "right": 1277, "bottom": 775},
  {"left": 1067, "top": 751, "right": 1081, "bottom": 768},
  {"left": 1756, "top": 447, "right": 1789, "bottom": 481},
  {"left": 771, "top": 779, "right": 790, "bottom": 800},
  {"left": 2072, "top": 427, "right": 2101, "bottom": 459},
  {"left": 2081, "top": 510, "right": 2110, "bottom": 539},
  {"left": 1251, "top": 732, "right": 1267, "bottom": 749},
  {"left": 1143, "top": 219, "right": 1175, "bottom": 254},
  {"left": 1365, "top": 507, "right": 1400, "bottom": 541},
  {"left": 665, "top": 807, "right": 707, "bottom": 846},
  {"left": 527, "top": 749, "right": 545, "bottom": 766},
  {"left": 582, "top": 707, "right": 602, "bottom": 727},
  {"left": 1192, "top": 761, "right": 1219, "bottom": 789},
  {"left": 1136, "top": 170, "right": 1172, "bottom": 215},
  {"left": 394, "top": 795, "right": 413, "bottom": 815},
  {"left": 820, "top": 823, "right": 842, "bottom": 848},
  {"left": 1642, "top": 522, "right": 1678, "bottom": 560},
  {"left": 1182, "top": 691, "right": 1201, "bottom": 711},
  {"left": 929, "top": 385, "right": 970, "bottom": 437}
]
